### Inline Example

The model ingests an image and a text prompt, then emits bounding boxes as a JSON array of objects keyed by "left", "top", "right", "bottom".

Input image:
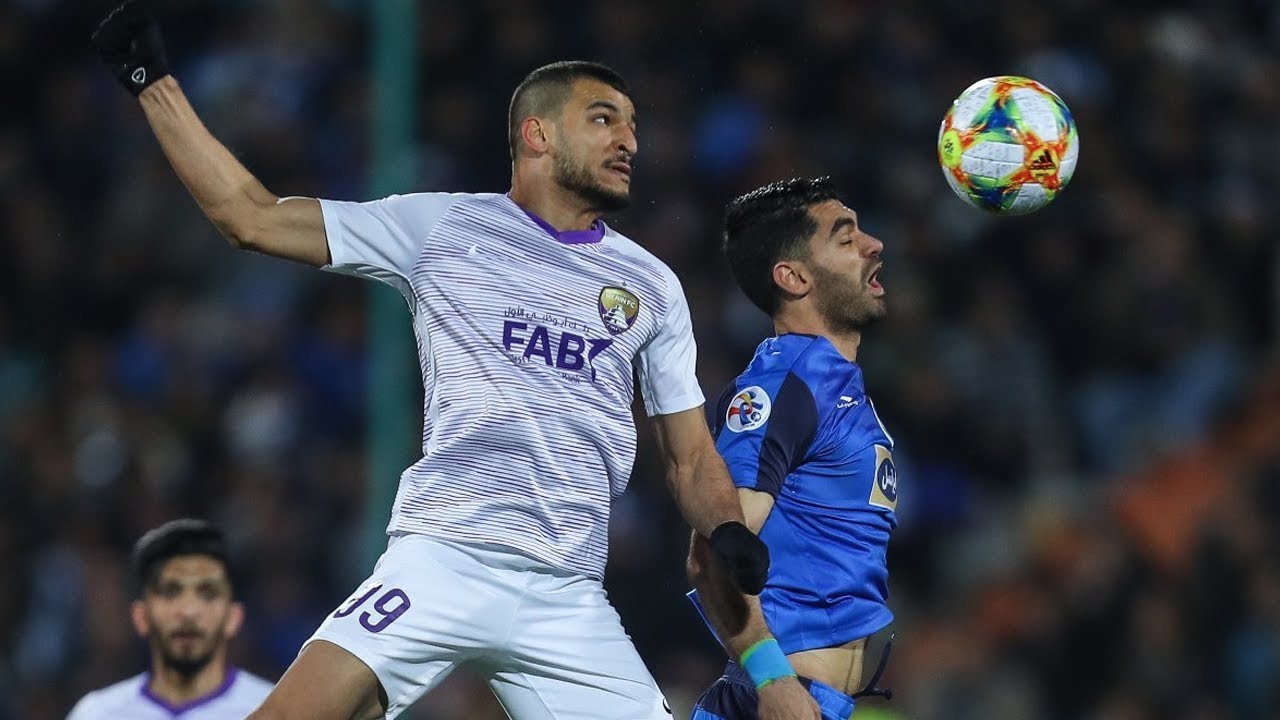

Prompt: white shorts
[{"left": 305, "top": 533, "right": 672, "bottom": 719}]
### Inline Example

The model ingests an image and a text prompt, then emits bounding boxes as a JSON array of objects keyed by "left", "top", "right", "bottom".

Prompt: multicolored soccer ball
[{"left": 937, "top": 76, "right": 1079, "bottom": 215}]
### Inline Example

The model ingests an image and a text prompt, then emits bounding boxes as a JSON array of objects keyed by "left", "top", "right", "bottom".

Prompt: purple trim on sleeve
[
  {"left": 140, "top": 667, "right": 240, "bottom": 716},
  {"left": 508, "top": 195, "right": 606, "bottom": 244}
]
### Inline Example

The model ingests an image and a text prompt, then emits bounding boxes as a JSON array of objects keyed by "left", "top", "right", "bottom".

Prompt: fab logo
[{"left": 502, "top": 320, "right": 613, "bottom": 376}]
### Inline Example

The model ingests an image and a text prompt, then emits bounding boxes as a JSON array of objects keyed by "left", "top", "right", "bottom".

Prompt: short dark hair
[
  {"left": 723, "top": 177, "right": 842, "bottom": 315},
  {"left": 131, "top": 519, "right": 233, "bottom": 594},
  {"left": 508, "top": 60, "right": 632, "bottom": 161}
]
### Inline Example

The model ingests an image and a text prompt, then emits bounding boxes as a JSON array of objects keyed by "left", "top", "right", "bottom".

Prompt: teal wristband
[{"left": 740, "top": 638, "right": 795, "bottom": 690}]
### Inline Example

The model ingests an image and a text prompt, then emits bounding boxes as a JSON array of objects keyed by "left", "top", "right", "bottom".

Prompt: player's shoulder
[
  {"left": 599, "top": 224, "right": 680, "bottom": 287},
  {"left": 788, "top": 334, "right": 860, "bottom": 377},
  {"left": 380, "top": 190, "right": 500, "bottom": 209},
  {"left": 721, "top": 338, "right": 822, "bottom": 414},
  {"left": 734, "top": 334, "right": 861, "bottom": 413},
  {"left": 67, "top": 674, "right": 149, "bottom": 720},
  {"left": 712, "top": 350, "right": 820, "bottom": 439},
  {"left": 742, "top": 335, "right": 830, "bottom": 383}
]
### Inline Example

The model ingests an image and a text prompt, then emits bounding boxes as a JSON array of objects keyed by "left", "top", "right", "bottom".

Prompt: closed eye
[{"left": 830, "top": 217, "right": 857, "bottom": 238}]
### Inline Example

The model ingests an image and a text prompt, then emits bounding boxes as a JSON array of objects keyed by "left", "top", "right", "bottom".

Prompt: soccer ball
[{"left": 937, "top": 76, "right": 1079, "bottom": 215}]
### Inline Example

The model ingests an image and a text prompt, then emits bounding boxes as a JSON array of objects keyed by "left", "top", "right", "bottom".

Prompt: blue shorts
[{"left": 691, "top": 661, "right": 857, "bottom": 720}]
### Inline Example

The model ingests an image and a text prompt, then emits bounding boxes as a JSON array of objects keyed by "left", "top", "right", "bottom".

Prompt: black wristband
[{"left": 709, "top": 521, "right": 770, "bottom": 596}]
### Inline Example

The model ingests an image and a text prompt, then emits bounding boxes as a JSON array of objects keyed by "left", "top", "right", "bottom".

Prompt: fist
[{"left": 91, "top": 0, "right": 170, "bottom": 96}]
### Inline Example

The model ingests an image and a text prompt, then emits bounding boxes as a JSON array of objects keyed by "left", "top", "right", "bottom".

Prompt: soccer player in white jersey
[
  {"left": 91, "top": 3, "right": 795, "bottom": 719},
  {"left": 66, "top": 520, "right": 274, "bottom": 720}
]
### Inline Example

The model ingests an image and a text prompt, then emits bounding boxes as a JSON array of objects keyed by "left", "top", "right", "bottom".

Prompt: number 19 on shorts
[{"left": 333, "top": 583, "right": 412, "bottom": 633}]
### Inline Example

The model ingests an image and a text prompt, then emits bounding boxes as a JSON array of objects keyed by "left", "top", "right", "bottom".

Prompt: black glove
[
  {"left": 709, "top": 521, "right": 770, "bottom": 595},
  {"left": 91, "top": 0, "right": 170, "bottom": 96}
]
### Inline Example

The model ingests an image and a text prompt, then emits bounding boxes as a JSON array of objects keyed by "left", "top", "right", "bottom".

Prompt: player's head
[
  {"left": 130, "top": 519, "right": 244, "bottom": 678},
  {"left": 723, "top": 177, "right": 886, "bottom": 330},
  {"left": 508, "top": 61, "right": 636, "bottom": 213}
]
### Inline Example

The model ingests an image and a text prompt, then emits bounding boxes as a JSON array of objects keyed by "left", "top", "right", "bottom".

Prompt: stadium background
[{"left": 2, "top": 0, "right": 1278, "bottom": 718}]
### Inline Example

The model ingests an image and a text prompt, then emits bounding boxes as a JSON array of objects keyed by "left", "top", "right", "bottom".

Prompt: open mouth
[{"left": 868, "top": 265, "right": 884, "bottom": 295}]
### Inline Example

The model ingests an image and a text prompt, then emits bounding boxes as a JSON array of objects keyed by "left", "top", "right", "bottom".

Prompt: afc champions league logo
[
  {"left": 598, "top": 287, "right": 640, "bottom": 335},
  {"left": 726, "top": 386, "right": 771, "bottom": 433},
  {"left": 869, "top": 444, "right": 898, "bottom": 511}
]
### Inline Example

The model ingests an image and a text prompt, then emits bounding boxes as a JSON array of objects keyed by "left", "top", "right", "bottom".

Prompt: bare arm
[
  {"left": 689, "top": 489, "right": 820, "bottom": 719},
  {"left": 688, "top": 488, "right": 773, "bottom": 654},
  {"left": 138, "top": 77, "right": 330, "bottom": 266},
  {"left": 650, "top": 406, "right": 747, "bottom": 538}
]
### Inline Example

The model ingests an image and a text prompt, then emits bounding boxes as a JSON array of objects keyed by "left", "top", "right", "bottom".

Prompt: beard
[
  {"left": 553, "top": 148, "right": 630, "bottom": 213},
  {"left": 155, "top": 630, "right": 220, "bottom": 679},
  {"left": 811, "top": 263, "right": 887, "bottom": 332}
]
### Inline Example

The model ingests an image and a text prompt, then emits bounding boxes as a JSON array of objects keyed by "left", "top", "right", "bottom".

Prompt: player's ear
[
  {"left": 223, "top": 602, "right": 246, "bottom": 639},
  {"left": 520, "top": 116, "right": 552, "bottom": 156},
  {"left": 772, "top": 259, "right": 811, "bottom": 299},
  {"left": 130, "top": 600, "right": 150, "bottom": 638}
]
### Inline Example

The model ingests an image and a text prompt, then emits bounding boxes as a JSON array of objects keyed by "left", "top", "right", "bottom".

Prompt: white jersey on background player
[{"left": 67, "top": 669, "right": 273, "bottom": 720}]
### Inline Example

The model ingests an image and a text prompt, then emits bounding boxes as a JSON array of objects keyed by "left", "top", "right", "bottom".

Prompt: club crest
[
  {"left": 726, "top": 386, "right": 771, "bottom": 433},
  {"left": 598, "top": 287, "right": 640, "bottom": 335}
]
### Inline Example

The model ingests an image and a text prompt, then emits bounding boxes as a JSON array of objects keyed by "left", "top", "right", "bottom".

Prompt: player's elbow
[
  {"left": 203, "top": 185, "right": 281, "bottom": 248},
  {"left": 214, "top": 221, "right": 254, "bottom": 250},
  {"left": 206, "top": 202, "right": 259, "bottom": 250},
  {"left": 211, "top": 204, "right": 275, "bottom": 254}
]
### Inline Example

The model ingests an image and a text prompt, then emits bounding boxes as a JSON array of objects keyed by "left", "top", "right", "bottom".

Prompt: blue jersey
[{"left": 696, "top": 334, "right": 897, "bottom": 654}]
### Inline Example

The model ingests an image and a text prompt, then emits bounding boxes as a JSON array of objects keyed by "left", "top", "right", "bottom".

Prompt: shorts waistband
[{"left": 722, "top": 661, "right": 856, "bottom": 719}]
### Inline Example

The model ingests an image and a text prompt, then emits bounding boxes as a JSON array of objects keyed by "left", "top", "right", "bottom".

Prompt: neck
[
  {"left": 774, "top": 313, "right": 862, "bottom": 361},
  {"left": 509, "top": 171, "right": 599, "bottom": 232},
  {"left": 147, "top": 655, "right": 228, "bottom": 706}
]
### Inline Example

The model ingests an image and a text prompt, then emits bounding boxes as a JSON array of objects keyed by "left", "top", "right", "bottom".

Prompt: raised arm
[{"left": 93, "top": 1, "right": 329, "bottom": 267}]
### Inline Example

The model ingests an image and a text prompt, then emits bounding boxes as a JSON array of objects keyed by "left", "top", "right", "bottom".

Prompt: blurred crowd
[{"left": 2, "top": 0, "right": 1278, "bottom": 718}]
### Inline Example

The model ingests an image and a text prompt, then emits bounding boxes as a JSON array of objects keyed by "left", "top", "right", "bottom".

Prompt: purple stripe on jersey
[
  {"left": 510, "top": 196, "right": 606, "bottom": 245},
  {"left": 140, "top": 666, "right": 240, "bottom": 715}
]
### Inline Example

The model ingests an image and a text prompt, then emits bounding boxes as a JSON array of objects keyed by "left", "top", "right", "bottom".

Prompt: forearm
[
  {"left": 667, "top": 446, "right": 747, "bottom": 539},
  {"left": 138, "top": 77, "right": 277, "bottom": 247},
  {"left": 689, "top": 531, "right": 773, "bottom": 655}
]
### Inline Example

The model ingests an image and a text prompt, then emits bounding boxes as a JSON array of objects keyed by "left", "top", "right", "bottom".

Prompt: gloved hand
[
  {"left": 91, "top": 0, "right": 170, "bottom": 96},
  {"left": 709, "top": 521, "right": 770, "bottom": 595}
]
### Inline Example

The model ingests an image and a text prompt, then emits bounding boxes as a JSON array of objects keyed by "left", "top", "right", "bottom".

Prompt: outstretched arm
[{"left": 93, "top": 1, "right": 329, "bottom": 266}]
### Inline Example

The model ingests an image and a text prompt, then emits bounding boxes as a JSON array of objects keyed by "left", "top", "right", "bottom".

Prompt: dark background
[{"left": 1, "top": 1, "right": 1277, "bottom": 718}]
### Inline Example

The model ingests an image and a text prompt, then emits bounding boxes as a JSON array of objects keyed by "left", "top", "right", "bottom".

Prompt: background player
[
  {"left": 66, "top": 519, "right": 273, "bottom": 720},
  {"left": 687, "top": 178, "right": 896, "bottom": 720},
  {"left": 91, "top": 2, "right": 775, "bottom": 719}
]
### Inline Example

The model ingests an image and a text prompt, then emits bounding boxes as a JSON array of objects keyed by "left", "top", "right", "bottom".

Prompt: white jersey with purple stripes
[
  {"left": 320, "top": 192, "right": 704, "bottom": 579},
  {"left": 66, "top": 668, "right": 273, "bottom": 720}
]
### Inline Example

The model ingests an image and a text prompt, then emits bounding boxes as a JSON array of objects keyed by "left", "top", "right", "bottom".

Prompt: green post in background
[{"left": 365, "top": 0, "right": 418, "bottom": 566}]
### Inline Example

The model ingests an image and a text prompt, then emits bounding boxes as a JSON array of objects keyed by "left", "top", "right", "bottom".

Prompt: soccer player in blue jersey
[{"left": 687, "top": 178, "right": 896, "bottom": 720}]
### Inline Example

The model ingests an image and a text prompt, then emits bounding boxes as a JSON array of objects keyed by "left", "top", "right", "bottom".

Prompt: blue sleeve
[{"left": 712, "top": 372, "right": 819, "bottom": 497}]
